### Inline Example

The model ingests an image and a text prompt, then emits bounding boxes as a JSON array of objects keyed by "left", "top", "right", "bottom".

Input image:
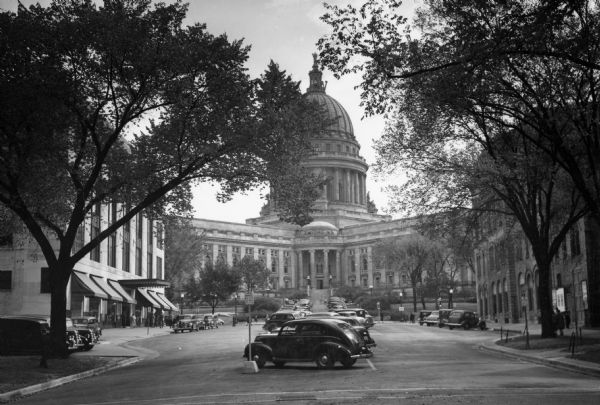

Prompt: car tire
[
  {"left": 449, "top": 326, "right": 454, "bottom": 330},
  {"left": 463, "top": 324, "right": 469, "bottom": 330},
  {"left": 315, "top": 349, "right": 335, "bottom": 369},
  {"left": 252, "top": 351, "right": 267, "bottom": 369},
  {"left": 273, "top": 361, "right": 285, "bottom": 368}
]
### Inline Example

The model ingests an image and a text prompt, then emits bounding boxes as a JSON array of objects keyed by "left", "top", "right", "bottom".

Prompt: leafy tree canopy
[{"left": 0, "top": 0, "right": 327, "bottom": 354}]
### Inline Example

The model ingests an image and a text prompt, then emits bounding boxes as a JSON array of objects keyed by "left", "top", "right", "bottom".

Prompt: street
[{"left": 14, "top": 322, "right": 600, "bottom": 405}]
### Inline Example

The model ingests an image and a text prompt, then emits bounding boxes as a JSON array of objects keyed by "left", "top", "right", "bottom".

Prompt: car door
[{"left": 273, "top": 324, "right": 300, "bottom": 360}]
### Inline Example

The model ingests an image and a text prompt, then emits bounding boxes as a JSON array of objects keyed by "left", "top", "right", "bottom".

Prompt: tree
[
  {"left": 318, "top": 0, "right": 593, "bottom": 335},
  {"left": 373, "top": 236, "right": 431, "bottom": 312},
  {"left": 0, "top": 0, "right": 327, "bottom": 355},
  {"left": 163, "top": 217, "right": 205, "bottom": 303},
  {"left": 233, "top": 256, "right": 270, "bottom": 294},
  {"left": 185, "top": 260, "right": 240, "bottom": 314}
]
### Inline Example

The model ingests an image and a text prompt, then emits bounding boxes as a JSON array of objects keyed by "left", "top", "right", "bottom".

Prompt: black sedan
[{"left": 244, "top": 318, "right": 373, "bottom": 369}]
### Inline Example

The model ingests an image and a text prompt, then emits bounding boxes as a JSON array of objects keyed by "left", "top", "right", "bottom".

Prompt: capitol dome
[{"left": 305, "top": 77, "right": 354, "bottom": 140}]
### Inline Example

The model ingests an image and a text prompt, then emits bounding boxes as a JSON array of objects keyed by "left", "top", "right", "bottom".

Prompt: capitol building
[{"left": 191, "top": 57, "right": 466, "bottom": 296}]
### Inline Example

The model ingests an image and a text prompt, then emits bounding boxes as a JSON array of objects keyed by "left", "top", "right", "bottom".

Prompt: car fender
[
  {"left": 243, "top": 342, "right": 273, "bottom": 360},
  {"left": 313, "top": 341, "right": 350, "bottom": 359}
]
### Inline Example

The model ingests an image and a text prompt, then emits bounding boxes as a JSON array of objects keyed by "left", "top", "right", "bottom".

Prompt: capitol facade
[{"left": 191, "top": 57, "right": 473, "bottom": 296}]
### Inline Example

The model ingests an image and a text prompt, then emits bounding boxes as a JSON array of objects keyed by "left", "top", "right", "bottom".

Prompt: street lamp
[
  {"left": 369, "top": 284, "right": 373, "bottom": 296},
  {"left": 306, "top": 275, "right": 311, "bottom": 297},
  {"left": 180, "top": 292, "right": 185, "bottom": 314},
  {"left": 449, "top": 288, "right": 454, "bottom": 309}
]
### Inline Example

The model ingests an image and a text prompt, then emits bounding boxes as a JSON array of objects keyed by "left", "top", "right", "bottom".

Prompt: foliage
[
  {"left": 184, "top": 260, "right": 240, "bottom": 314},
  {"left": 0, "top": 0, "right": 325, "bottom": 354},
  {"left": 318, "top": 0, "right": 595, "bottom": 336},
  {"left": 232, "top": 255, "right": 270, "bottom": 293},
  {"left": 250, "top": 296, "right": 281, "bottom": 313},
  {"left": 163, "top": 217, "right": 204, "bottom": 301},
  {"left": 333, "top": 285, "right": 365, "bottom": 303}
]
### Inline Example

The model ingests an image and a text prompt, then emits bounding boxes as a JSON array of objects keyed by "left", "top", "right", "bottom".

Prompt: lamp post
[
  {"left": 449, "top": 288, "right": 454, "bottom": 309},
  {"left": 306, "top": 275, "right": 311, "bottom": 297},
  {"left": 234, "top": 293, "right": 238, "bottom": 327},
  {"left": 369, "top": 284, "right": 373, "bottom": 296},
  {"left": 180, "top": 292, "right": 185, "bottom": 314}
]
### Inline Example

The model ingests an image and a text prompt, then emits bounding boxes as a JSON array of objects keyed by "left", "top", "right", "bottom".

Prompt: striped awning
[
  {"left": 136, "top": 288, "right": 162, "bottom": 309},
  {"left": 72, "top": 271, "right": 108, "bottom": 299},
  {"left": 90, "top": 275, "right": 123, "bottom": 302},
  {"left": 155, "top": 292, "right": 179, "bottom": 311},
  {"left": 109, "top": 280, "right": 136, "bottom": 304}
]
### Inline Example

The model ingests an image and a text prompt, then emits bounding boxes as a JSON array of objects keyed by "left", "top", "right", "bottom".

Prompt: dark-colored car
[
  {"left": 263, "top": 311, "right": 300, "bottom": 332},
  {"left": 337, "top": 308, "right": 374, "bottom": 328},
  {"left": 0, "top": 315, "right": 81, "bottom": 354},
  {"left": 244, "top": 318, "right": 373, "bottom": 369},
  {"left": 67, "top": 317, "right": 96, "bottom": 351},
  {"left": 445, "top": 310, "right": 479, "bottom": 330},
  {"left": 417, "top": 310, "right": 432, "bottom": 325},
  {"left": 437, "top": 309, "right": 454, "bottom": 328},
  {"left": 72, "top": 316, "right": 102, "bottom": 337},
  {"left": 335, "top": 316, "right": 376, "bottom": 348},
  {"left": 0, "top": 316, "right": 50, "bottom": 355},
  {"left": 172, "top": 314, "right": 199, "bottom": 332}
]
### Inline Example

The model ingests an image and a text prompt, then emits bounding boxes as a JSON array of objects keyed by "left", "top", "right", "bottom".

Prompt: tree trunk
[
  {"left": 49, "top": 262, "right": 73, "bottom": 358},
  {"left": 411, "top": 281, "right": 418, "bottom": 312},
  {"left": 535, "top": 256, "right": 556, "bottom": 338}
]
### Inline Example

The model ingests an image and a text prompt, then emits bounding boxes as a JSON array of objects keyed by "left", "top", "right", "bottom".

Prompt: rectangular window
[
  {"left": 90, "top": 203, "right": 101, "bottom": 262},
  {"left": 108, "top": 234, "right": 117, "bottom": 267},
  {"left": 122, "top": 221, "right": 130, "bottom": 273},
  {"left": 571, "top": 227, "right": 581, "bottom": 257},
  {"left": 245, "top": 247, "right": 254, "bottom": 257},
  {"left": 0, "top": 270, "right": 12, "bottom": 290},
  {"left": 136, "top": 213, "right": 143, "bottom": 276},
  {"left": 73, "top": 224, "right": 84, "bottom": 253},
  {"left": 147, "top": 252, "right": 153, "bottom": 278},
  {"left": 40, "top": 267, "right": 51, "bottom": 293},
  {"left": 156, "top": 257, "right": 163, "bottom": 279},
  {"left": 147, "top": 219, "right": 153, "bottom": 252}
]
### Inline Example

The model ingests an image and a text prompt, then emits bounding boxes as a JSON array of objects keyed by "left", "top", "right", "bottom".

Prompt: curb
[
  {"left": 0, "top": 356, "right": 141, "bottom": 403},
  {"left": 479, "top": 340, "right": 600, "bottom": 378}
]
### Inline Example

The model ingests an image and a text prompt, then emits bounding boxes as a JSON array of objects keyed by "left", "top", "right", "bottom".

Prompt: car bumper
[{"left": 350, "top": 351, "right": 373, "bottom": 360}]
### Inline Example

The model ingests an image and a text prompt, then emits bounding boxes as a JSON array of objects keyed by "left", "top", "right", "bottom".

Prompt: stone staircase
[{"left": 309, "top": 288, "right": 331, "bottom": 312}]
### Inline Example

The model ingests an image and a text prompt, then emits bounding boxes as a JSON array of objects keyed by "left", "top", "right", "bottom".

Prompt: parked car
[
  {"left": 294, "top": 298, "right": 312, "bottom": 311},
  {"left": 67, "top": 317, "right": 96, "bottom": 351},
  {"left": 337, "top": 308, "right": 374, "bottom": 328},
  {"left": 263, "top": 311, "right": 300, "bottom": 332},
  {"left": 0, "top": 315, "right": 81, "bottom": 354},
  {"left": 417, "top": 310, "right": 432, "bottom": 325},
  {"left": 244, "top": 318, "right": 373, "bottom": 369},
  {"left": 72, "top": 316, "right": 102, "bottom": 337},
  {"left": 305, "top": 312, "right": 341, "bottom": 318},
  {"left": 172, "top": 314, "right": 199, "bottom": 332},
  {"left": 335, "top": 316, "right": 377, "bottom": 348},
  {"left": 0, "top": 316, "right": 50, "bottom": 355},
  {"left": 445, "top": 310, "right": 480, "bottom": 330},
  {"left": 423, "top": 310, "right": 440, "bottom": 327},
  {"left": 437, "top": 309, "right": 454, "bottom": 328}
]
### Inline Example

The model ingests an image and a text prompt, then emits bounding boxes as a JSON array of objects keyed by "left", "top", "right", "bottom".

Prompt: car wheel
[
  {"left": 449, "top": 326, "right": 454, "bottom": 330},
  {"left": 252, "top": 351, "right": 267, "bottom": 369},
  {"left": 315, "top": 349, "right": 335, "bottom": 369},
  {"left": 463, "top": 324, "right": 470, "bottom": 330},
  {"left": 273, "top": 361, "right": 285, "bottom": 368}
]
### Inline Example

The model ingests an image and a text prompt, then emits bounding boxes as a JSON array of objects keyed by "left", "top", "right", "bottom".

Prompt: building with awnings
[{"left": 0, "top": 205, "right": 168, "bottom": 329}]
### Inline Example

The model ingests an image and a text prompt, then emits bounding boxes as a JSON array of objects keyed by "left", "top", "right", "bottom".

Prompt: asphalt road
[{"left": 14, "top": 322, "right": 600, "bottom": 405}]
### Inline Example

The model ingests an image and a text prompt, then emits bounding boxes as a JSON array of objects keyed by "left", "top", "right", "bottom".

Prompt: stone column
[
  {"left": 324, "top": 249, "right": 330, "bottom": 286},
  {"left": 278, "top": 249, "right": 284, "bottom": 290},
  {"left": 335, "top": 250, "right": 342, "bottom": 284},
  {"left": 367, "top": 246, "right": 374, "bottom": 288},
  {"left": 226, "top": 245, "right": 233, "bottom": 266},
  {"left": 346, "top": 170, "right": 351, "bottom": 202},
  {"left": 309, "top": 249, "right": 316, "bottom": 287},
  {"left": 266, "top": 248, "right": 272, "bottom": 274},
  {"left": 334, "top": 168, "right": 340, "bottom": 201},
  {"left": 298, "top": 250, "right": 304, "bottom": 286},
  {"left": 212, "top": 244, "right": 219, "bottom": 265}
]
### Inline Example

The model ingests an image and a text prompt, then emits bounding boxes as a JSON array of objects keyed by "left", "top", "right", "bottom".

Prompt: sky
[{"left": 0, "top": 0, "right": 420, "bottom": 223}]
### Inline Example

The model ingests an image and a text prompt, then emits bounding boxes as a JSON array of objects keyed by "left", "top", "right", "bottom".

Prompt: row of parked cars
[
  {"left": 171, "top": 313, "right": 225, "bottom": 332},
  {"left": 246, "top": 302, "right": 376, "bottom": 369},
  {"left": 418, "top": 309, "right": 484, "bottom": 330},
  {"left": 0, "top": 314, "right": 101, "bottom": 356}
]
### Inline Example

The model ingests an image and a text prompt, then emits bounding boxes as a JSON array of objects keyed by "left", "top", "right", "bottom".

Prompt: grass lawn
[
  {"left": 496, "top": 334, "right": 600, "bottom": 364},
  {"left": 0, "top": 355, "right": 119, "bottom": 394}
]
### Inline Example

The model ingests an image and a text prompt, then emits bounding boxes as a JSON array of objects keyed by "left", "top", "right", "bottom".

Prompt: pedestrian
[
  {"left": 554, "top": 308, "right": 565, "bottom": 336},
  {"left": 409, "top": 313, "right": 415, "bottom": 323},
  {"left": 564, "top": 311, "right": 571, "bottom": 329},
  {"left": 131, "top": 313, "right": 136, "bottom": 328}
]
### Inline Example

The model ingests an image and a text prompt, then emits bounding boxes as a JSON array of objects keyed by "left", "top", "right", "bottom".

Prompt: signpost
[{"left": 242, "top": 292, "right": 258, "bottom": 373}]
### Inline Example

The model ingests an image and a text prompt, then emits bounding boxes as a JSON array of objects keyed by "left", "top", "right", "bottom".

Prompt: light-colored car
[{"left": 423, "top": 310, "right": 440, "bottom": 327}]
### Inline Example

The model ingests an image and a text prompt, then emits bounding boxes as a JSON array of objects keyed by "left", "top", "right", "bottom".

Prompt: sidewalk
[
  {"left": 0, "top": 326, "right": 172, "bottom": 403},
  {"left": 480, "top": 320, "right": 600, "bottom": 377}
]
